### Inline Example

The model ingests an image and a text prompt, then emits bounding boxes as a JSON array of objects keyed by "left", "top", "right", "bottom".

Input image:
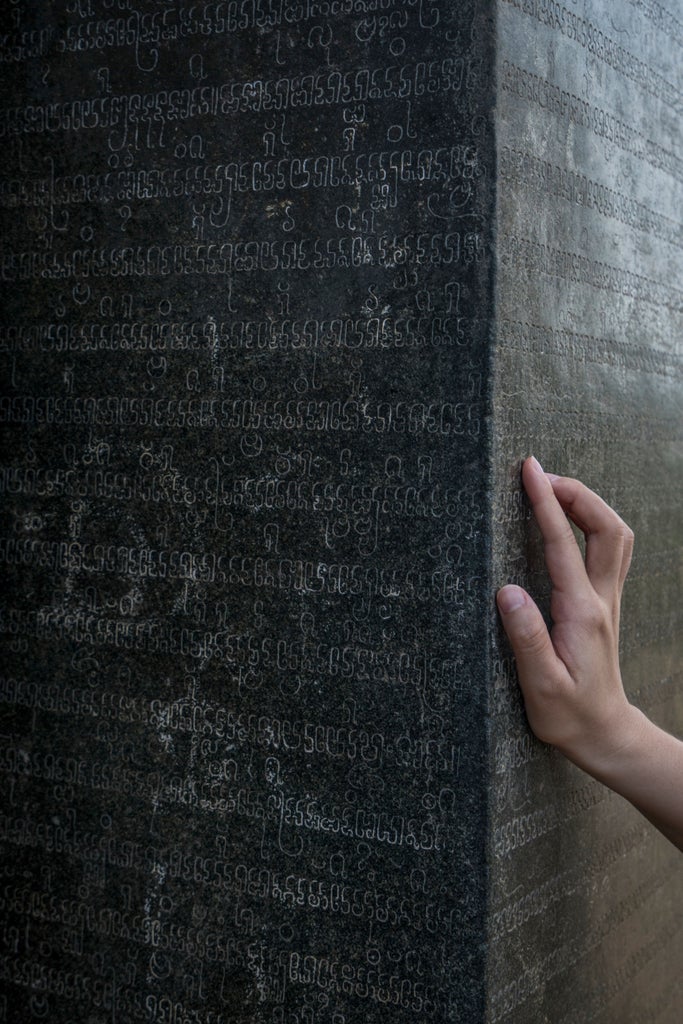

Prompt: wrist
[
  {"left": 559, "top": 703, "right": 651, "bottom": 785},
  {"left": 558, "top": 705, "right": 683, "bottom": 852}
]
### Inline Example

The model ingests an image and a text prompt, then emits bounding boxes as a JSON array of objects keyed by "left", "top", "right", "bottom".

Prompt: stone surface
[
  {"left": 0, "top": 2, "right": 681, "bottom": 1023},
  {"left": 490, "top": 1, "right": 683, "bottom": 1020},
  {"left": 0, "top": 2, "right": 494, "bottom": 1022}
]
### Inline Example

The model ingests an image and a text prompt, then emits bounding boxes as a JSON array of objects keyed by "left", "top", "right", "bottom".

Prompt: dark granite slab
[
  {"left": 0, "top": 2, "right": 494, "bottom": 1021},
  {"left": 0, "top": 2, "right": 681, "bottom": 1022}
]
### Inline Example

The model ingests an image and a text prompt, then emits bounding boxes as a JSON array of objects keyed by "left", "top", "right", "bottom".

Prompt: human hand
[{"left": 496, "top": 456, "right": 637, "bottom": 775}]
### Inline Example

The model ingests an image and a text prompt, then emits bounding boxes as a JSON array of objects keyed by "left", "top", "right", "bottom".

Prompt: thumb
[{"left": 496, "top": 585, "right": 560, "bottom": 691}]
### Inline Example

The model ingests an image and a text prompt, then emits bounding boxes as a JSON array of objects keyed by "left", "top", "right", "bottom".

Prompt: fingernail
[
  {"left": 546, "top": 473, "right": 560, "bottom": 483},
  {"left": 497, "top": 586, "right": 527, "bottom": 613},
  {"left": 528, "top": 456, "right": 544, "bottom": 475}
]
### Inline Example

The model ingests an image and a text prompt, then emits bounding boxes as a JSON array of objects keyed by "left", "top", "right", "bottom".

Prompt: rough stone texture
[
  {"left": 0, "top": 3, "right": 494, "bottom": 1022},
  {"left": 489, "top": 2, "right": 683, "bottom": 1020},
  {"left": 0, "top": 2, "right": 681, "bottom": 1023}
]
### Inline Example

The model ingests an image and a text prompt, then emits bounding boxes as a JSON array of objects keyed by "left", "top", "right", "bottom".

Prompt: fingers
[
  {"left": 521, "top": 458, "right": 589, "bottom": 599},
  {"left": 496, "top": 584, "right": 568, "bottom": 696},
  {"left": 497, "top": 461, "right": 633, "bottom": 753},
  {"left": 543, "top": 473, "right": 634, "bottom": 598},
  {"left": 521, "top": 458, "right": 633, "bottom": 601}
]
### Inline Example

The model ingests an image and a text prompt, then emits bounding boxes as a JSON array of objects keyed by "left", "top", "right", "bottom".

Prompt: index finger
[{"left": 521, "top": 457, "right": 590, "bottom": 599}]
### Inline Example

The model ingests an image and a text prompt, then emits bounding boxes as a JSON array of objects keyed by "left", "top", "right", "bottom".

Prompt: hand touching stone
[{"left": 497, "top": 456, "right": 683, "bottom": 852}]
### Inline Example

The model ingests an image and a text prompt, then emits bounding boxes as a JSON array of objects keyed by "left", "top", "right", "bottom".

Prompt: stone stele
[{"left": 0, "top": 1, "right": 681, "bottom": 1021}]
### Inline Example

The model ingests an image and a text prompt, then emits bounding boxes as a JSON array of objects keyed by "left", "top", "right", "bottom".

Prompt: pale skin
[{"left": 496, "top": 456, "right": 683, "bottom": 853}]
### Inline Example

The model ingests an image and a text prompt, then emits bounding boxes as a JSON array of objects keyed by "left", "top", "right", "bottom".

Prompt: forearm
[{"left": 564, "top": 705, "right": 683, "bottom": 853}]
